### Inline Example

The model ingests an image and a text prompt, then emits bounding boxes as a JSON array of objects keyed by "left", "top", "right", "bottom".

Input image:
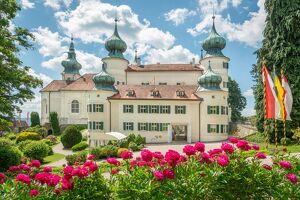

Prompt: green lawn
[{"left": 43, "top": 153, "right": 65, "bottom": 164}]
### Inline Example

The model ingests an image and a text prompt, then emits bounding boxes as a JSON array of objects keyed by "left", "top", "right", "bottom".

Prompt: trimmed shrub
[
  {"left": 23, "top": 141, "right": 49, "bottom": 161},
  {"left": 17, "top": 140, "right": 33, "bottom": 152},
  {"left": 30, "top": 112, "right": 40, "bottom": 127},
  {"left": 61, "top": 125, "right": 82, "bottom": 148},
  {"left": 72, "top": 141, "right": 89, "bottom": 152},
  {"left": 280, "top": 137, "right": 292, "bottom": 145},
  {"left": 128, "top": 142, "right": 139, "bottom": 151},
  {"left": 117, "top": 148, "right": 128, "bottom": 157},
  {"left": 100, "top": 145, "right": 118, "bottom": 158},
  {"left": 0, "top": 146, "right": 22, "bottom": 172},
  {"left": 76, "top": 124, "right": 88, "bottom": 131},
  {"left": 4, "top": 132, "right": 16, "bottom": 140},
  {"left": 0, "top": 138, "right": 14, "bottom": 147},
  {"left": 45, "top": 135, "right": 58, "bottom": 145},
  {"left": 16, "top": 132, "right": 41, "bottom": 143},
  {"left": 127, "top": 133, "right": 136, "bottom": 143},
  {"left": 23, "top": 126, "right": 47, "bottom": 138},
  {"left": 119, "top": 140, "right": 129, "bottom": 148},
  {"left": 66, "top": 151, "right": 87, "bottom": 165},
  {"left": 135, "top": 134, "right": 146, "bottom": 145},
  {"left": 90, "top": 147, "right": 102, "bottom": 160},
  {"left": 50, "top": 112, "right": 60, "bottom": 135},
  {"left": 82, "top": 136, "right": 88, "bottom": 141}
]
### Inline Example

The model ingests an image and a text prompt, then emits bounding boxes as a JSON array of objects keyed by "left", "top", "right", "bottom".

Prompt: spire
[
  {"left": 61, "top": 36, "right": 82, "bottom": 74},
  {"left": 113, "top": 17, "right": 120, "bottom": 37}
]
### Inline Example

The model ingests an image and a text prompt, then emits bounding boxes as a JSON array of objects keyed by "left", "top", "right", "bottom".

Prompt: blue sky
[{"left": 15, "top": 0, "right": 266, "bottom": 117}]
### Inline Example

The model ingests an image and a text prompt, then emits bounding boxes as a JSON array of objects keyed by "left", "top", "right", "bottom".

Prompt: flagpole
[
  {"left": 262, "top": 61, "right": 268, "bottom": 149},
  {"left": 283, "top": 120, "right": 287, "bottom": 146}
]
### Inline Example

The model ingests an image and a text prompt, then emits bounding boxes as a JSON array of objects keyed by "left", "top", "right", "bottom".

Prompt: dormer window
[
  {"left": 127, "top": 89, "right": 135, "bottom": 97},
  {"left": 176, "top": 89, "right": 185, "bottom": 97},
  {"left": 151, "top": 89, "right": 159, "bottom": 97}
]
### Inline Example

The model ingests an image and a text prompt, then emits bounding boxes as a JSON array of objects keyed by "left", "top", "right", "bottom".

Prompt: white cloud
[
  {"left": 21, "top": 0, "right": 35, "bottom": 9},
  {"left": 55, "top": 0, "right": 175, "bottom": 49},
  {"left": 44, "top": 0, "right": 72, "bottom": 10},
  {"left": 33, "top": 26, "right": 68, "bottom": 57},
  {"left": 242, "top": 107, "right": 256, "bottom": 117},
  {"left": 144, "top": 45, "right": 199, "bottom": 64},
  {"left": 189, "top": 0, "right": 266, "bottom": 47},
  {"left": 28, "top": 68, "right": 53, "bottom": 87},
  {"left": 164, "top": 8, "right": 196, "bottom": 26},
  {"left": 20, "top": 94, "right": 41, "bottom": 117},
  {"left": 243, "top": 89, "right": 254, "bottom": 97}
]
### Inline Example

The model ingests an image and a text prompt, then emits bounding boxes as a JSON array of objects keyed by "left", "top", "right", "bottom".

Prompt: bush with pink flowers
[{"left": 0, "top": 139, "right": 300, "bottom": 199}]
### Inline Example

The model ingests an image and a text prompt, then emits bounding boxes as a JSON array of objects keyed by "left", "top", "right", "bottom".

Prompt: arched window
[{"left": 71, "top": 100, "right": 79, "bottom": 113}]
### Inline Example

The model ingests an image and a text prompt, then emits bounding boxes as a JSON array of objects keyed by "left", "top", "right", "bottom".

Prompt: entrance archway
[
  {"left": 47, "top": 129, "right": 53, "bottom": 136},
  {"left": 172, "top": 125, "right": 187, "bottom": 141}
]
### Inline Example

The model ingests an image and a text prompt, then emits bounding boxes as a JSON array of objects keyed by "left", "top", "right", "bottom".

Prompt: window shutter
[
  {"left": 226, "top": 107, "right": 228, "bottom": 115},
  {"left": 207, "top": 124, "right": 210, "bottom": 133},
  {"left": 101, "top": 122, "right": 103, "bottom": 130},
  {"left": 101, "top": 104, "right": 104, "bottom": 112},
  {"left": 159, "top": 123, "right": 162, "bottom": 131},
  {"left": 221, "top": 125, "right": 224, "bottom": 133},
  {"left": 138, "top": 123, "right": 140, "bottom": 131},
  {"left": 217, "top": 125, "right": 219, "bottom": 133},
  {"left": 217, "top": 106, "right": 220, "bottom": 114},
  {"left": 131, "top": 122, "right": 134, "bottom": 130},
  {"left": 138, "top": 105, "right": 141, "bottom": 113},
  {"left": 131, "top": 105, "right": 134, "bottom": 113},
  {"left": 93, "top": 121, "right": 95, "bottom": 130},
  {"left": 145, "top": 105, "right": 148, "bottom": 113},
  {"left": 146, "top": 123, "right": 149, "bottom": 131},
  {"left": 156, "top": 105, "right": 159, "bottom": 113},
  {"left": 159, "top": 105, "right": 162, "bottom": 113},
  {"left": 92, "top": 104, "right": 95, "bottom": 112},
  {"left": 175, "top": 106, "right": 178, "bottom": 114},
  {"left": 183, "top": 106, "right": 186, "bottom": 114},
  {"left": 123, "top": 122, "right": 126, "bottom": 131},
  {"left": 207, "top": 106, "right": 210, "bottom": 114},
  {"left": 167, "top": 106, "right": 171, "bottom": 114},
  {"left": 123, "top": 105, "right": 126, "bottom": 113}
]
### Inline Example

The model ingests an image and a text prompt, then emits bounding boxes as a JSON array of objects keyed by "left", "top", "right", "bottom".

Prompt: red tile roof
[
  {"left": 109, "top": 85, "right": 201, "bottom": 101},
  {"left": 126, "top": 64, "right": 204, "bottom": 72},
  {"left": 40, "top": 80, "right": 68, "bottom": 92}
]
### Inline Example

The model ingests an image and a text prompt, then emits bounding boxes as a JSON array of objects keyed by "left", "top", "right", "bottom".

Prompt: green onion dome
[
  {"left": 93, "top": 63, "right": 117, "bottom": 92},
  {"left": 198, "top": 61, "right": 222, "bottom": 90},
  {"left": 202, "top": 16, "right": 226, "bottom": 57},
  {"left": 105, "top": 19, "right": 127, "bottom": 59},
  {"left": 61, "top": 37, "right": 82, "bottom": 74}
]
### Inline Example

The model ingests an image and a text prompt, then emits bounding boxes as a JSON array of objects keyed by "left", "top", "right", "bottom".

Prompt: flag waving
[
  {"left": 281, "top": 72, "right": 293, "bottom": 121},
  {"left": 262, "top": 64, "right": 280, "bottom": 119},
  {"left": 273, "top": 71, "right": 285, "bottom": 120}
]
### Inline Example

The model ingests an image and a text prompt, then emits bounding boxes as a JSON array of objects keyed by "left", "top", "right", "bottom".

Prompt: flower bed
[{"left": 0, "top": 139, "right": 299, "bottom": 199}]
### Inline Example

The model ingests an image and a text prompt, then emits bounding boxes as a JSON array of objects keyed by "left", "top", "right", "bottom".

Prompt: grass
[{"left": 43, "top": 153, "right": 65, "bottom": 164}]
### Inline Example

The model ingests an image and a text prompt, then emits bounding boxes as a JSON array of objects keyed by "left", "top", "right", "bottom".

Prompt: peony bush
[{"left": 0, "top": 139, "right": 299, "bottom": 199}]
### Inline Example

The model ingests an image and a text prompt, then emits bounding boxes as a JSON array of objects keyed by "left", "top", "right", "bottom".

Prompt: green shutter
[
  {"left": 175, "top": 106, "right": 178, "bottom": 114},
  {"left": 123, "top": 105, "right": 126, "bottom": 113},
  {"left": 217, "top": 125, "right": 219, "bottom": 133},
  {"left": 131, "top": 105, "right": 134, "bottom": 113},
  {"left": 93, "top": 121, "right": 95, "bottom": 130},
  {"left": 146, "top": 105, "right": 149, "bottom": 113},
  {"left": 138, "top": 105, "right": 141, "bottom": 113},
  {"left": 183, "top": 106, "right": 186, "bottom": 114},
  {"left": 149, "top": 106, "right": 153, "bottom": 113},
  {"left": 138, "top": 123, "right": 140, "bottom": 131},
  {"left": 92, "top": 104, "right": 95, "bottom": 112},
  {"left": 159, "top": 106, "right": 162, "bottom": 113},
  {"left": 221, "top": 125, "right": 224, "bottom": 133},
  {"left": 226, "top": 107, "right": 228, "bottom": 115},
  {"left": 131, "top": 122, "right": 134, "bottom": 130},
  {"left": 217, "top": 106, "right": 220, "bottom": 114},
  {"left": 158, "top": 123, "right": 161, "bottom": 131},
  {"left": 101, "top": 122, "right": 104, "bottom": 130},
  {"left": 146, "top": 123, "right": 149, "bottom": 131},
  {"left": 207, "top": 106, "right": 210, "bottom": 114},
  {"left": 100, "top": 104, "right": 104, "bottom": 112},
  {"left": 156, "top": 105, "right": 159, "bottom": 113},
  {"left": 207, "top": 124, "right": 210, "bottom": 133},
  {"left": 123, "top": 122, "right": 126, "bottom": 130},
  {"left": 167, "top": 106, "right": 171, "bottom": 114}
]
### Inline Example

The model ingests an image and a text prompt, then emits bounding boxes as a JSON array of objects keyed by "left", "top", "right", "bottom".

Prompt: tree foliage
[
  {"left": 0, "top": 1, "right": 42, "bottom": 130},
  {"left": 251, "top": 0, "right": 300, "bottom": 142},
  {"left": 228, "top": 77, "right": 247, "bottom": 122},
  {"left": 61, "top": 125, "right": 82, "bottom": 148},
  {"left": 30, "top": 112, "right": 40, "bottom": 127},
  {"left": 49, "top": 112, "right": 60, "bottom": 135}
]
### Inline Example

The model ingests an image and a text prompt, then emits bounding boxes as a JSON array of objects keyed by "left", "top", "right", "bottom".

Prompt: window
[
  {"left": 176, "top": 90, "right": 185, "bottom": 97},
  {"left": 226, "top": 107, "right": 228, "bottom": 115},
  {"left": 88, "top": 121, "right": 103, "bottom": 130},
  {"left": 176, "top": 82, "right": 181, "bottom": 85},
  {"left": 138, "top": 123, "right": 148, "bottom": 131},
  {"left": 221, "top": 106, "right": 226, "bottom": 115},
  {"left": 127, "top": 90, "right": 135, "bottom": 97},
  {"left": 175, "top": 105, "right": 186, "bottom": 114},
  {"left": 123, "top": 122, "right": 134, "bottom": 131},
  {"left": 223, "top": 62, "right": 229, "bottom": 69},
  {"left": 207, "top": 124, "right": 219, "bottom": 133},
  {"left": 151, "top": 89, "right": 159, "bottom": 97},
  {"left": 223, "top": 82, "right": 228, "bottom": 88},
  {"left": 160, "top": 105, "right": 171, "bottom": 114},
  {"left": 71, "top": 100, "right": 79, "bottom": 113},
  {"left": 142, "top": 82, "right": 150, "bottom": 85},
  {"left": 220, "top": 125, "right": 229, "bottom": 133},
  {"left": 159, "top": 82, "right": 167, "bottom": 85},
  {"left": 149, "top": 123, "right": 159, "bottom": 131},
  {"left": 149, "top": 105, "right": 159, "bottom": 113},
  {"left": 207, "top": 106, "right": 219, "bottom": 114},
  {"left": 123, "top": 105, "right": 134, "bottom": 113},
  {"left": 161, "top": 123, "right": 169, "bottom": 131},
  {"left": 87, "top": 104, "right": 103, "bottom": 112},
  {"left": 138, "top": 105, "right": 148, "bottom": 113}
]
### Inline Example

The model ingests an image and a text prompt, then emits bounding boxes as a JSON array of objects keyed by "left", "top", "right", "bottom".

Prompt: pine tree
[
  {"left": 252, "top": 0, "right": 300, "bottom": 142},
  {"left": 30, "top": 112, "right": 40, "bottom": 127},
  {"left": 50, "top": 112, "right": 60, "bottom": 135}
]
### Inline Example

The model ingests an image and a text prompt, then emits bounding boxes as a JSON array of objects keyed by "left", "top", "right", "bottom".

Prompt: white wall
[{"left": 102, "top": 57, "right": 129, "bottom": 85}]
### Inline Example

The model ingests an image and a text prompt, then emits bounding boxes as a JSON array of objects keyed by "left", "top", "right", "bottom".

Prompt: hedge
[
  {"left": 16, "top": 132, "right": 41, "bottom": 143},
  {"left": 61, "top": 125, "right": 82, "bottom": 148}
]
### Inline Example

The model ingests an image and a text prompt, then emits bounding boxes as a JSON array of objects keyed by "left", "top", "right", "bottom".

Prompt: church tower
[
  {"left": 102, "top": 18, "right": 129, "bottom": 85},
  {"left": 61, "top": 37, "right": 82, "bottom": 81}
]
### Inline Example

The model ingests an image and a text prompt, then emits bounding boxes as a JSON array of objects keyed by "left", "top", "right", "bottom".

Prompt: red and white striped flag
[
  {"left": 262, "top": 64, "right": 280, "bottom": 119},
  {"left": 281, "top": 72, "right": 293, "bottom": 121}
]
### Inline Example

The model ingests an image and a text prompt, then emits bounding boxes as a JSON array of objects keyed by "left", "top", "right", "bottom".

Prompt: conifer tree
[{"left": 30, "top": 112, "right": 40, "bottom": 127}]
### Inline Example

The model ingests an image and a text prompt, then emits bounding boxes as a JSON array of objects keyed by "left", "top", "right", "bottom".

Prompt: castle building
[{"left": 40, "top": 16, "right": 231, "bottom": 146}]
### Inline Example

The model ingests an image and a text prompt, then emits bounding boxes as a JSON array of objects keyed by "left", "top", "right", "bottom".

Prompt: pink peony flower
[
  {"left": 35, "top": 172, "right": 49, "bottom": 184},
  {"left": 47, "top": 174, "right": 61, "bottom": 187},
  {"left": 194, "top": 142, "right": 205, "bottom": 152},
  {"left": 262, "top": 164, "right": 272, "bottom": 170},
  {"left": 279, "top": 161, "right": 292, "bottom": 170},
  {"left": 137, "top": 160, "right": 147, "bottom": 167},
  {"left": 153, "top": 171, "right": 165, "bottom": 181},
  {"left": 88, "top": 154, "right": 95, "bottom": 160},
  {"left": 16, "top": 174, "right": 31, "bottom": 185},
  {"left": 88, "top": 163, "right": 98, "bottom": 172},
  {"left": 183, "top": 145, "right": 196, "bottom": 156},
  {"left": 178, "top": 155, "right": 187, "bottom": 164},
  {"left": 229, "top": 137, "right": 238, "bottom": 144},
  {"left": 54, "top": 189, "right": 62, "bottom": 195},
  {"left": 72, "top": 167, "right": 89, "bottom": 178},
  {"left": 107, "top": 158, "right": 120, "bottom": 166},
  {"left": 216, "top": 157, "right": 229, "bottom": 167},
  {"left": 141, "top": 149, "right": 153, "bottom": 162},
  {"left": 165, "top": 150, "right": 181, "bottom": 167},
  {"left": 20, "top": 164, "right": 31, "bottom": 171},
  {"left": 43, "top": 166, "right": 52, "bottom": 172},
  {"left": 153, "top": 151, "right": 164, "bottom": 159},
  {"left": 29, "top": 189, "right": 39, "bottom": 196},
  {"left": 111, "top": 168, "right": 119, "bottom": 175},
  {"left": 63, "top": 166, "right": 74, "bottom": 175},
  {"left": 30, "top": 160, "right": 41, "bottom": 168},
  {"left": 130, "top": 160, "right": 137, "bottom": 165},
  {"left": 121, "top": 151, "right": 133, "bottom": 160},
  {"left": 252, "top": 144, "right": 260, "bottom": 150},
  {"left": 83, "top": 161, "right": 93, "bottom": 167},
  {"left": 163, "top": 169, "right": 175, "bottom": 179},
  {"left": 286, "top": 174, "right": 298, "bottom": 185},
  {"left": 0, "top": 173, "right": 7, "bottom": 184},
  {"left": 221, "top": 143, "right": 234, "bottom": 154},
  {"left": 255, "top": 152, "right": 267, "bottom": 159},
  {"left": 236, "top": 140, "right": 251, "bottom": 151},
  {"left": 208, "top": 148, "right": 223, "bottom": 156},
  {"left": 8, "top": 166, "right": 20, "bottom": 173},
  {"left": 200, "top": 152, "right": 212, "bottom": 164},
  {"left": 61, "top": 178, "right": 73, "bottom": 190}
]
